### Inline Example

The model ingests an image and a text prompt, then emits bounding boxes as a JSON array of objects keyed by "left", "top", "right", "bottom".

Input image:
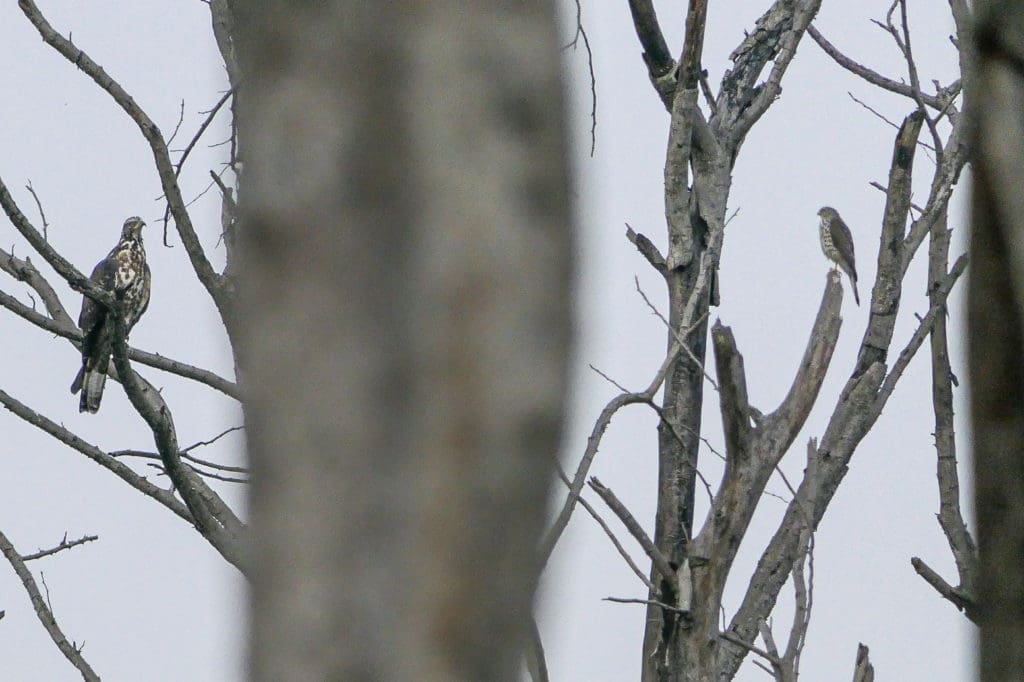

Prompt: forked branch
[{"left": 0, "top": 529, "right": 100, "bottom": 681}]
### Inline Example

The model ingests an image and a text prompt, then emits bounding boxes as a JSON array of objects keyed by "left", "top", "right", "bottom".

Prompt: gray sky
[{"left": 0, "top": 2, "right": 972, "bottom": 681}]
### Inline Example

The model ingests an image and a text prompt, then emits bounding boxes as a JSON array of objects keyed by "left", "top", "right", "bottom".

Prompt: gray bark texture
[
  {"left": 232, "top": 3, "right": 573, "bottom": 681},
  {"left": 969, "top": 3, "right": 1024, "bottom": 679}
]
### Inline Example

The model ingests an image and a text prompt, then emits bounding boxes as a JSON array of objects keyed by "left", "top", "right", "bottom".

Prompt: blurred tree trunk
[
  {"left": 970, "top": 3, "right": 1024, "bottom": 680},
  {"left": 232, "top": 3, "right": 573, "bottom": 680}
]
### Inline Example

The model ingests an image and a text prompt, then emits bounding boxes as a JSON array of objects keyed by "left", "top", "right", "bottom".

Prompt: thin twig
[
  {"left": 719, "top": 631, "right": 781, "bottom": 667},
  {"left": 556, "top": 465, "right": 653, "bottom": 590},
  {"left": 869, "top": 181, "right": 925, "bottom": 215},
  {"left": 24, "top": 181, "right": 49, "bottom": 243},
  {"left": 112, "top": 448, "right": 250, "bottom": 475},
  {"left": 22, "top": 533, "right": 98, "bottom": 562},
  {"left": 161, "top": 88, "right": 235, "bottom": 236},
  {"left": 174, "top": 89, "right": 233, "bottom": 177},
  {"left": 635, "top": 277, "right": 718, "bottom": 391},
  {"left": 604, "top": 596, "right": 689, "bottom": 614},
  {"left": 146, "top": 461, "right": 249, "bottom": 484},
  {"left": 0, "top": 245, "right": 73, "bottom": 325},
  {"left": 895, "top": 0, "right": 944, "bottom": 160},
  {"left": 166, "top": 99, "right": 187, "bottom": 147},
  {"left": 874, "top": 254, "right": 968, "bottom": 407},
  {"left": 539, "top": 329, "right": 689, "bottom": 565},
  {"left": 589, "top": 364, "right": 630, "bottom": 393},
  {"left": 564, "top": 0, "right": 597, "bottom": 155},
  {"left": 848, "top": 92, "right": 936, "bottom": 154},
  {"left": 209, "top": 170, "right": 237, "bottom": 212},
  {"left": 183, "top": 425, "right": 244, "bottom": 453},
  {"left": 0, "top": 388, "right": 192, "bottom": 522}
]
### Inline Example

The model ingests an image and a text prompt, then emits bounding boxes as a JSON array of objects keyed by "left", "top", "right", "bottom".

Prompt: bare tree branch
[
  {"left": 606, "top": 596, "right": 689, "bottom": 614},
  {"left": 852, "top": 643, "right": 875, "bottom": 682},
  {"left": 712, "top": 322, "right": 753, "bottom": 463},
  {"left": 589, "top": 477, "right": 676, "bottom": 586},
  {"left": 916, "top": 208, "right": 978, "bottom": 618},
  {"left": 173, "top": 88, "right": 234, "bottom": 177},
  {"left": 109, "top": 310, "right": 247, "bottom": 571},
  {"left": 722, "top": 361, "right": 886, "bottom": 678},
  {"left": 761, "top": 272, "right": 844, "bottom": 451},
  {"left": 22, "top": 534, "right": 98, "bottom": 562},
  {"left": 113, "top": 447, "right": 250, "bottom": 475},
  {"left": 539, "top": 337, "right": 686, "bottom": 565},
  {"left": 900, "top": 122, "right": 970, "bottom": 277},
  {"left": 24, "top": 181, "right": 50, "bottom": 243},
  {"left": 808, "top": 25, "right": 951, "bottom": 110},
  {"left": 0, "top": 248, "right": 74, "bottom": 326},
  {"left": 872, "top": 254, "right": 968, "bottom": 409},
  {"left": 0, "top": 387, "right": 192, "bottom": 522},
  {"left": 0, "top": 529, "right": 100, "bottom": 681},
  {"left": 855, "top": 109, "right": 924, "bottom": 375},
  {"left": 0, "top": 283, "right": 239, "bottom": 398},
  {"left": 556, "top": 465, "right": 653, "bottom": 590},
  {"left": 894, "top": 0, "right": 946, "bottom": 160},
  {"left": 625, "top": 223, "right": 667, "bottom": 274},
  {"left": 719, "top": 631, "right": 781, "bottom": 667},
  {"left": 626, "top": 0, "right": 676, "bottom": 107},
  {"left": 564, "top": 0, "right": 597, "bottom": 156},
  {"left": 720, "top": 0, "right": 823, "bottom": 148},
  {"left": 0, "top": 177, "right": 103, "bottom": 301},
  {"left": 911, "top": 556, "right": 978, "bottom": 621}
]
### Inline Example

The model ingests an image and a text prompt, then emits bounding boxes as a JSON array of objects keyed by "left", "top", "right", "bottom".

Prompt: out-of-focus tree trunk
[
  {"left": 233, "top": 3, "right": 573, "bottom": 680},
  {"left": 969, "top": 3, "right": 1024, "bottom": 679}
]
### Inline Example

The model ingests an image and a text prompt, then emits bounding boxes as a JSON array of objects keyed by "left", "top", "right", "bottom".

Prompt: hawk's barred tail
[{"left": 79, "top": 370, "right": 106, "bottom": 413}]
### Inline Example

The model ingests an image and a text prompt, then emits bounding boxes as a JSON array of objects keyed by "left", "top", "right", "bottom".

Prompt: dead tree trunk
[
  {"left": 547, "top": 3, "right": 970, "bottom": 680},
  {"left": 233, "top": 3, "right": 574, "bottom": 680}
]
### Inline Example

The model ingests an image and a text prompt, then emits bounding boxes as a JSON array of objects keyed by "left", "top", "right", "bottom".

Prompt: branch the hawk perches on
[{"left": 70, "top": 216, "right": 151, "bottom": 413}]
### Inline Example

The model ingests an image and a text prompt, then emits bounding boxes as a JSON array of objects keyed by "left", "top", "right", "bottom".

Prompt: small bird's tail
[{"left": 852, "top": 277, "right": 860, "bottom": 306}]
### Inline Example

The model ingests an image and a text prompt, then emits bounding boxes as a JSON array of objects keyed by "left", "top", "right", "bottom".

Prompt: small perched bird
[
  {"left": 70, "top": 216, "right": 151, "bottom": 413},
  {"left": 817, "top": 206, "right": 860, "bottom": 305}
]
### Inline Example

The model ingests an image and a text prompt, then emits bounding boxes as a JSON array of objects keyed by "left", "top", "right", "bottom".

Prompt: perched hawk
[
  {"left": 817, "top": 206, "right": 860, "bottom": 305},
  {"left": 70, "top": 216, "right": 151, "bottom": 413}
]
